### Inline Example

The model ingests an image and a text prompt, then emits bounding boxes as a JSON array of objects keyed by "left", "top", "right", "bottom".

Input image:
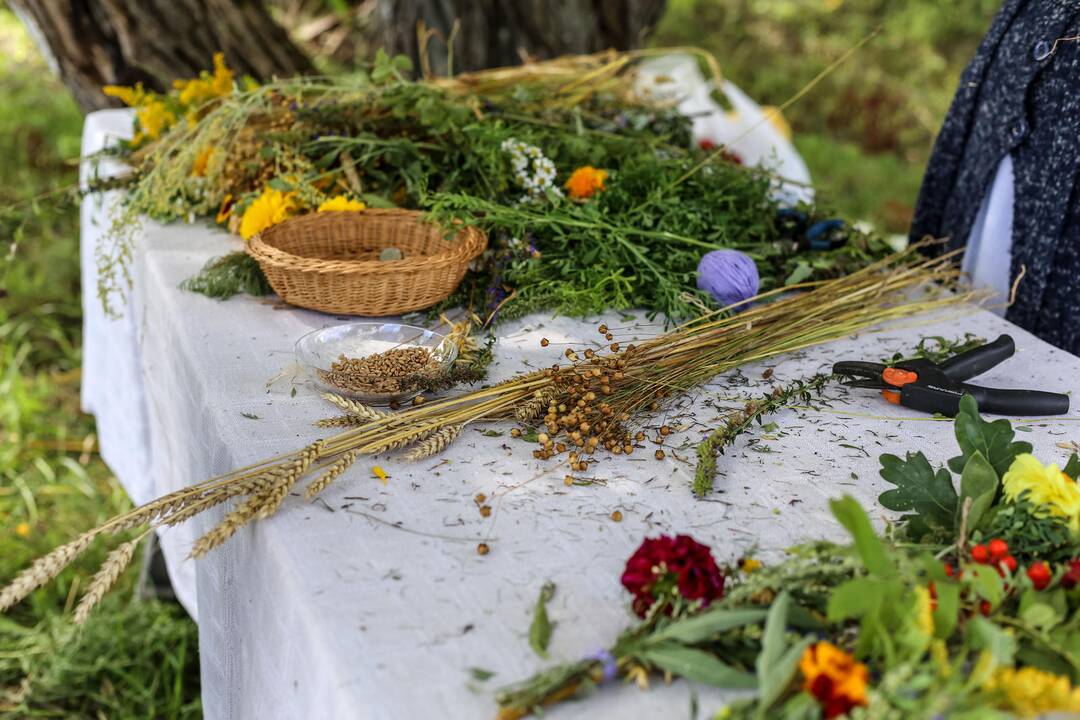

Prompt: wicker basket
[{"left": 246, "top": 209, "right": 487, "bottom": 316}]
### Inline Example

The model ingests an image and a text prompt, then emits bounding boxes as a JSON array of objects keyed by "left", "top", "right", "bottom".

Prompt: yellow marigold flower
[
  {"left": 987, "top": 666, "right": 1080, "bottom": 717},
  {"left": 239, "top": 188, "right": 299, "bottom": 240},
  {"left": 135, "top": 99, "right": 177, "bottom": 141},
  {"left": 565, "top": 166, "right": 608, "bottom": 200},
  {"left": 317, "top": 196, "right": 367, "bottom": 213},
  {"left": 799, "top": 641, "right": 869, "bottom": 719},
  {"left": 15, "top": 522, "right": 30, "bottom": 538},
  {"left": 102, "top": 83, "right": 146, "bottom": 107},
  {"left": 191, "top": 148, "right": 214, "bottom": 177},
  {"left": 1002, "top": 454, "right": 1080, "bottom": 533}
]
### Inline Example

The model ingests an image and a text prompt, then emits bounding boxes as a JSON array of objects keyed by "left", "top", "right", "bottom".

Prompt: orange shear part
[{"left": 882, "top": 368, "right": 918, "bottom": 387}]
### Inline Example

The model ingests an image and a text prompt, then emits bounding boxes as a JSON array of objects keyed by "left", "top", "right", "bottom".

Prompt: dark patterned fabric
[{"left": 911, "top": 0, "right": 1080, "bottom": 355}]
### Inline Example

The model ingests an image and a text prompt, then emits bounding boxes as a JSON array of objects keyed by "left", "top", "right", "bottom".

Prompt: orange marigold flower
[
  {"left": 799, "top": 641, "right": 869, "bottom": 718},
  {"left": 564, "top": 166, "right": 608, "bottom": 200}
]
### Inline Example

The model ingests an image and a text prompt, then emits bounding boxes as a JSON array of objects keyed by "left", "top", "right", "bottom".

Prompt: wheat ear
[
  {"left": 403, "top": 425, "right": 464, "bottom": 461},
  {"left": 188, "top": 491, "right": 268, "bottom": 559},
  {"left": 515, "top": 388, "right": 557, "bottom": 422},
  {"left": 157, "top": 475, "right": 275, "bottom": 527},
  {"left": 253, "top": 441, "right": 324, "bottom": 519},
  {"left": 73, "top": 535, "right": 143, "bottom": 624},
  {"left": 0, "top": 533, "right": 95, "bottom": 611},
  {"left": 320, "top": 393, "right": 388, "bottom": 421},
  {"left": 365, "top": 425, "right": 438, "bottom": 454},
  {"left": 305, "top": 451, "right": 359, "bottom": 499}
]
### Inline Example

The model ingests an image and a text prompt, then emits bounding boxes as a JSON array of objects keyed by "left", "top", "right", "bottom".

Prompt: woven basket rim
[{"left": 247, "top": 209, "right": 485, "bottom": 276}]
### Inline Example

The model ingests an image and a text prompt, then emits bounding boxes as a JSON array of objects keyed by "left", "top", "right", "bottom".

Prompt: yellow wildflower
[
  {"left": 239, "top": 188, "right": 299, "bottom": 240},
  {"left": 174, "top": 52, "right": 235, "bottom": 108},
  {"left": 191, "top": 148, "right": 214, "bottom": 177},
  {"left": 317, "top": 196, "right": 367, "bottom": 213},
  {"left": 372, "top": 466, "right": 389, "bottom": 485},
  {"left": 739, "top": 557, "right": 762, "bottom": 573},
  {"left": 913, "top": 585, "right": 934, "bottom": 637},
  {"left": 102, "top": 83, "right": 147, "bottom": 107},
  {"left": 1002, "top": 454, "right": 1080, "bottom": 533},
  {"left": 210, "top": 52, "right": 234, "bottom": 96},
  {"left": 565, "top": 166, "right": 608, "bottom": 200},
  {"left": 987, "top": 666, "right": 1080, "bottom": 717},
  {"left": 799, "top": 641, "right": 869, "bottom": 718},
  {"left": 15, "top": 522, "right": 30, "bottom": 538},
  {"left": 135, "top": 99, "right": 177, "bottom": 142}
]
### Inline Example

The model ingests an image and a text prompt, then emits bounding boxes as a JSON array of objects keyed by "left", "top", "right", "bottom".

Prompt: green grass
[{"left": 0, "top": 8, "right": 201, "bottom": 718}]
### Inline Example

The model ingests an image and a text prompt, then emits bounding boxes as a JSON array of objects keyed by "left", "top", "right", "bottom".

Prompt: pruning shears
[{"left": 833, "top": 334, "right": 1070, "bottom": 417}]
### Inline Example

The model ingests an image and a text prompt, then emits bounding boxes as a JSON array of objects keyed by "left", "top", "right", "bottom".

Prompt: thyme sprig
[{"left": 694, "top": 373, "right": 834, "bottom": 497}]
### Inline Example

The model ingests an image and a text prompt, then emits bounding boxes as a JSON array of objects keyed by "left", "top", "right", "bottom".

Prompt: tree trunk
[
  {"left": 376, "top": 0, "right": 667, "bottom": 77},
  {"left": 8, "top": 0, "right": 313, "bottom": 112}
]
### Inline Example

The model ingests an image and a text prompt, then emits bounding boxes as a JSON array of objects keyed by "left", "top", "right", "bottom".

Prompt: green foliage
[
  {"left": 958, "top": 451, "right": 998, "bottom": 531},
  {"left": 948, "top": 394, "right": 1032, "bottom": 480},
  {"left": 881, "top": 333, "right": 986, "bottom": 365},
  {"left": 635, "top": 644, "right": 756, "bottom": 688},
  {"left": 754, "top": 592, "right": 812, "bottom": 717},
  {"left": 1065, "top": 453, "right": 1080, "bottom": 480},
  {"left": 975, "top": 500, "right": 1074, "bottom": 562},
  {"left": 877, "top": 394, "right": 1053, "bottom": 549},
  {"left": 528, "top": 581, "right": 555, "bottom": 659},
  {"left": 830, "top": 495, "right": 896, "bottom": 578},
  {"left": 878, "top": 451, "right": 958, "bottom": 534},
  {"left": 646, "top": 607, "right": 767, "bottom": 645},
  {"left": 180, "top": 251, "right": 272, "bottom": 299}
]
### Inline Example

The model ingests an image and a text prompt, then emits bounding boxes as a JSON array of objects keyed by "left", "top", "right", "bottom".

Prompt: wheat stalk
[
  {"left": 73, "top": 534, "right": 144, "bottom": 624},
  {"left": 315, "top": 414, "right": 367, "bottom": 428},
  {"left": 403, "top": 425, "right": 464, "bottom": 461},
  {"left": 305, "top": 451, "right": 359, "bottom": 499},
  {"left": 0, "top": 533, "right": 95, "bottom": 612}
]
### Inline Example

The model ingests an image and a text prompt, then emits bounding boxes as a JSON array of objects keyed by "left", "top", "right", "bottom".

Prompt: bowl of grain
[{"left": 294, "top": 322, "right": 457, "bottom": 405}]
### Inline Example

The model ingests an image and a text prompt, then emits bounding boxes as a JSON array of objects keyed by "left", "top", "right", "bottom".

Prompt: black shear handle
[
  {"left": 961, "top": 384, "right": 1071, "bottom": 416},
  {"left": 939, "top": 335, "right": 1015, "bottom": 381}
]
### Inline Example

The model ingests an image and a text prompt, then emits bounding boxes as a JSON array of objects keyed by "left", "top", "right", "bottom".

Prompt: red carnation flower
[{"left": 621, "top": 534, "right": 725, "bottom": 617}]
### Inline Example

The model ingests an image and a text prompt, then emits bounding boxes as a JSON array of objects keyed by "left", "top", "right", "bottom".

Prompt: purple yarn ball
[{"left": 696, "top": 249, "right": 760, "bottom": 310}]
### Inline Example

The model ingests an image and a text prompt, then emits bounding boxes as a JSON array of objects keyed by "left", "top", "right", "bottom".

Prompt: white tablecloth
[{"left": 80, "top": 111, "right": 1080, "bottom": 720}]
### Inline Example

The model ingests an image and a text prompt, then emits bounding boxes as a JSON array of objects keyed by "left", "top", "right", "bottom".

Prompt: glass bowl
[{"left": 294, "top": 322, "right": 457, "bottom": 405}]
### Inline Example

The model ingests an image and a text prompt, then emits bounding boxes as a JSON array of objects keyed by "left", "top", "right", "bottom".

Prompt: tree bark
[
  {"left": 376, "top": 0, "right": 667, "bottom": 77},
  {"left": 8, "top": 0, "right": 313, "bottom": 112}
]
